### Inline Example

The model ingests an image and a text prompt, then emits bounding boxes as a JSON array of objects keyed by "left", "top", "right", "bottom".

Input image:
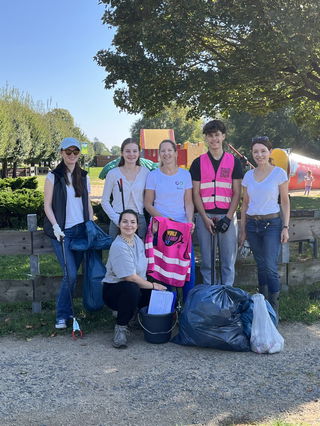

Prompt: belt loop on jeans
[{"left": 246, "top": 213, "right": 280, "bottom": 220}]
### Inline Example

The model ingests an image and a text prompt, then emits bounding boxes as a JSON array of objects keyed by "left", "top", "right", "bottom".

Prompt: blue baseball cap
[{"left": 59, "top": 137, "right": 81, "bottom": 151}]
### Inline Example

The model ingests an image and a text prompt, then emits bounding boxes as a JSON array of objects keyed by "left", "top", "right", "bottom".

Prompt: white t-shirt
[
  {"left": 46, "top": 172, "right": 91, "bottom": 229},
  {"left": 103, "top": 234, "right": 147, "bottom": 284},
  {"left": 101, "top": 166, "right": 149, "bottom": 225},
  {"left": 145, "top": 168, "right": 192, "bottom": 222},
  {"left": 242, "top": 166, "right": 288, "bottom": 215}
]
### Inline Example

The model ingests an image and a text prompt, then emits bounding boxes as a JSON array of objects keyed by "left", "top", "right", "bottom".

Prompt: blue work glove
[{"left": 215, "top": 216, "right": 231, "bottom": 233}]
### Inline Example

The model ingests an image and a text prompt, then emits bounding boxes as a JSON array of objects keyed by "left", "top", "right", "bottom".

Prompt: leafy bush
[
  {"left": 0, "top": 188, "right": 44, "bottom": 229},
  {"left": 0, "top": 176, "right": 38, "bottom": 190}
]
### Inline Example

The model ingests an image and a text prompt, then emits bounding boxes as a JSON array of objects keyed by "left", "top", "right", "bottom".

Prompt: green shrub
[
  {"left": 0, "top": 176, "right": 38, "bottom": 191},
  {"left": 0, "top": 188, "right": 44, "bottom": 229}
]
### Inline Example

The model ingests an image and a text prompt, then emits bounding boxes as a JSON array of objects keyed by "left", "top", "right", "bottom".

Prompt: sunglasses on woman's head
[
  {"left": 64, "top": 148, "right": 80, "bottom": 156},
  {"left": 251, "top": 136, "right": 269, "bottom": 143}
]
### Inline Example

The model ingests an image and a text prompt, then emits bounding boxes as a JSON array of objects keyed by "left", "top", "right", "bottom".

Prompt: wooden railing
[{"left": 0, "top": 212, "right": 319, "bottom": 310}]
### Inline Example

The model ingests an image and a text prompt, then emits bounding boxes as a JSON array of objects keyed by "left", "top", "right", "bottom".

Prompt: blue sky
[{"left": 0, "top": 1, "right": 138, "bottom": 148}]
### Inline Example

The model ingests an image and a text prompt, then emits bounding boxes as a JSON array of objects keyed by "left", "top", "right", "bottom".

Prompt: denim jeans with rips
[
  {"left": 246, "top": 216, "right": 282, "bottom": 294},
  {"left": 51, "top": 222, "right": 86, "bottom": 321}
]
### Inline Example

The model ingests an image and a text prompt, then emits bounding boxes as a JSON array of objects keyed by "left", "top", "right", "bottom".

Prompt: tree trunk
[
  {"left": 12, "top": 161, "right": 17, "bottom": 178},
  {"left": 1, "top": 159, "right": 8, "bottom": 178}
]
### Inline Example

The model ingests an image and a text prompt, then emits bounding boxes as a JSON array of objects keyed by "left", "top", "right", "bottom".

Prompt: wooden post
[
  {"left": 313, "top": 239, "right": 318, "bottom": 258},
  {"left": 27, "top": 214, "right": 41, "bottom": 313},
  {"left": 279, "top": 243, "right": 290, "bottom": 292}
]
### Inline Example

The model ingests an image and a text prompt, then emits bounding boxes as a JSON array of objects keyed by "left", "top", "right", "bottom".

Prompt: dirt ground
[{"left": 1, "top": 322, "right": 320, "bottom": 426}]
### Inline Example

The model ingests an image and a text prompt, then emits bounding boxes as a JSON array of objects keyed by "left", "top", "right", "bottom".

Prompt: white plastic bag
[{"left": 250, "top": 294, "right": 284, "bottom": 354}]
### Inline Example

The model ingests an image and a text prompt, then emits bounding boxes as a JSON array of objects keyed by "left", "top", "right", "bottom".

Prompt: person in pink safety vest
[{"left": 190, "top": 120, "right": 243, "bottom": 286}]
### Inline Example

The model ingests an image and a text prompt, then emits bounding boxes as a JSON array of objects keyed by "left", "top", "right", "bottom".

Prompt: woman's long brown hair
[{"left": 56, "top": 160, "right": 84, "bottom": 197}]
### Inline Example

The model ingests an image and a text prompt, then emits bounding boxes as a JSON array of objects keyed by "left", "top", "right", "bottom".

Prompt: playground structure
[
  {"left": 140, "top": 128, "right": 206, "bottom": 168},
  {"left": 271, "top": 149, "right": 320, "bottom": 190}
]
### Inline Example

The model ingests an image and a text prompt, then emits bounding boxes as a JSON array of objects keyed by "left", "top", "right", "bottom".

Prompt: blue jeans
[
  {"left": 246, "top": 217, "right": 282, "bottom": 294},
  {"left": 196, "top": 213, "right": 238, "bottom": 285},
  {"left": 51, "top": 222, "right": 86, "bottom": 321}
]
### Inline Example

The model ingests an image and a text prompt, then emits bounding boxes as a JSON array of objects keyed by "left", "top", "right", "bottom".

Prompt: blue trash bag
[
  {"left": 82, "top": 250, "right": 106, "bottom": 311},
  {"left": 70, "top": 221, "right": 112, "bottom": 311},
  {"left": 241, "top": 296, "right": 278, "bottom": 338},
  {"left": 172, "top": 285, "right": 251, "bottom": 351},
  {"left": 70, "top": 221, "right": 112, "bottom": 251}
]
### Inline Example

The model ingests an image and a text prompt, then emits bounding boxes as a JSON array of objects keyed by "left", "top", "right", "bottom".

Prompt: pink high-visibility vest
[
  {"left": 199, "top": 152, "right": 234, "bottom": 210},
  {"left": 145, "top": 217, "right": 192, "bottom": 287}
]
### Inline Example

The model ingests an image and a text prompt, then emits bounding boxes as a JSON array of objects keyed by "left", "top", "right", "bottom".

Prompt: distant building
[{"left": 94, "top": 155, "right": 119, "bottom": 167}]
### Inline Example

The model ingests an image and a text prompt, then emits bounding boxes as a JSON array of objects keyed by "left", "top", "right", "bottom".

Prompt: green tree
[
  {"left": 44, "top": 108, "right": 93, "bottom": 164},
  {"left": 110, "top": 145, "right": 121, "bottom": 156},
  {"left": 4, "top": 100, "right": 32, "bottom": 177},
  {"left": 226, "top": 108, "right": 319, "bottom": 158},
  {"left": 96, "top": 0, "right": 320, "bottom": 122},
  {"left": 25, "top": 108, "right": 51, "bottom": 163},
  {"left": 93, "top": 138, "right": 111, "bottom": 155},
  {"left": 0, "top": 86, "right": 95, "bottom": 174},
  {"left": 131, "top": 105, "right": 203, "bottom": 144}
]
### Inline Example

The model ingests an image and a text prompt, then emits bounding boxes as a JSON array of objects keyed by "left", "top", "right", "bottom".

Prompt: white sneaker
[
  {"left": 55, "top": 319, "right": 67, "bottom": 329},
  {"left": 112, "top": 325, "right": 129, "bottom": 348}
]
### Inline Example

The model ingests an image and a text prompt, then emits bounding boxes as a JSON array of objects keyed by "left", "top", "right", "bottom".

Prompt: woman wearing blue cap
[{"left": 44, "top": 137, "right": 94, "bottom": 329}]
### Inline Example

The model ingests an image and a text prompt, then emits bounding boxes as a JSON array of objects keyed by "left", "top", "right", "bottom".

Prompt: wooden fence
[{"left": 0, "top": 212, "right": 319, "bottom": 311}]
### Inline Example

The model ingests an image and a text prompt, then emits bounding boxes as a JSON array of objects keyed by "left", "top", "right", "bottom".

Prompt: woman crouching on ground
[
  {"left": 102, "top": 209, "right": 167, "bottom": 348},
  {"left": 239, "top": 136, "right": 290, "bottom": 317}
]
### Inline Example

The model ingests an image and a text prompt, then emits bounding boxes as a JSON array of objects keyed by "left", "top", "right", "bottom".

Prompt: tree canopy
[
  {"left": 131, "top": 105, "right": 203, "bottom": 143},
  {"left": 0, "top": 87, "right": 93, "bottom": 176},
  {"left": 96, "top": 0, "right": 320, "bottom": 123},
  {"left": 226, "top": 108, "right": 320, "bottom": 158},
  {"left": 93, "top": 138, "right": 111, "bottom": 155}
]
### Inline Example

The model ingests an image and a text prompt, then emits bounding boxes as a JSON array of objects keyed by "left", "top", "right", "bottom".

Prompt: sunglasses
[
  {"left": 64, "top": 148, "right": 80, "bottom": 156},
  {"left": 251, "top": 136, "right": 269, "bottom": 143}
]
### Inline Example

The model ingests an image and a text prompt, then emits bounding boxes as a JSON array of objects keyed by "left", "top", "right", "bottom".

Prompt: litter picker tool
[
  {"left": 228, "top": 143, "right": 255, "bottom": 169},
  {"left": 210, "top": 218, "right": 223, "bottom": 285},
  {"left": 117, "top": 178, "right": 125, "bottom": 211},
  {"left": 61, "top": 238, "right": 83, "bottom": 339}
]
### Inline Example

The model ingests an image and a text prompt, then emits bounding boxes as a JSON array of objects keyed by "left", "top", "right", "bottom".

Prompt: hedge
[
  {"left": 0, "top": 176, "right": 38, "bottom": 191},
  {"left": 0, "top": 188, "right": 44, "bottom": 229}
]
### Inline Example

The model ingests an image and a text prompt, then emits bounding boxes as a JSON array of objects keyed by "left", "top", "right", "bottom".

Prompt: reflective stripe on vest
[{"left": 199, "top": 152, "right": 234, "bottom": 210}]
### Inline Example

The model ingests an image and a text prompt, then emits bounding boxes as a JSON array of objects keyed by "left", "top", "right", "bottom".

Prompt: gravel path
[{"left": 1, "top": 322, "right": 320, "bottom": 426}]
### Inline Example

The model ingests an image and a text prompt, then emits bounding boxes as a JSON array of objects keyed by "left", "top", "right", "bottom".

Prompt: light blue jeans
[
  {"left": 246, "top": 216, "right": 282, "bottom": 294},
  {"left": 51, "top": 222, "right": 86, "bottom": 321},
  {"left": 195, "top": 213, "right": 238, "bottom": 285}
]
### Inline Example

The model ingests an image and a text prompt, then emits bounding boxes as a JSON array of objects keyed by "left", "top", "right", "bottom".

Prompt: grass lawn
[
  {"left": 35, "top": 167, "right": 104, "bottom": 192},
  {"left": 0, "top": 254, "right": 61, "bottom": 280},
  {"left": 87, "top": 166, "right": 103, "bottom": 180},
  {"left": 290, "top": 195, "right": 320, "bottom": 210},
  {"left": 0, "top": 299, "right": 114, "bottom": 338}
]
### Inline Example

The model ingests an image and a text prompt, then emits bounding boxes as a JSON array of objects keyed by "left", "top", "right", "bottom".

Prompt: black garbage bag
[{"left": 172, "top": 285, "right": 251, "bottom": 351}]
